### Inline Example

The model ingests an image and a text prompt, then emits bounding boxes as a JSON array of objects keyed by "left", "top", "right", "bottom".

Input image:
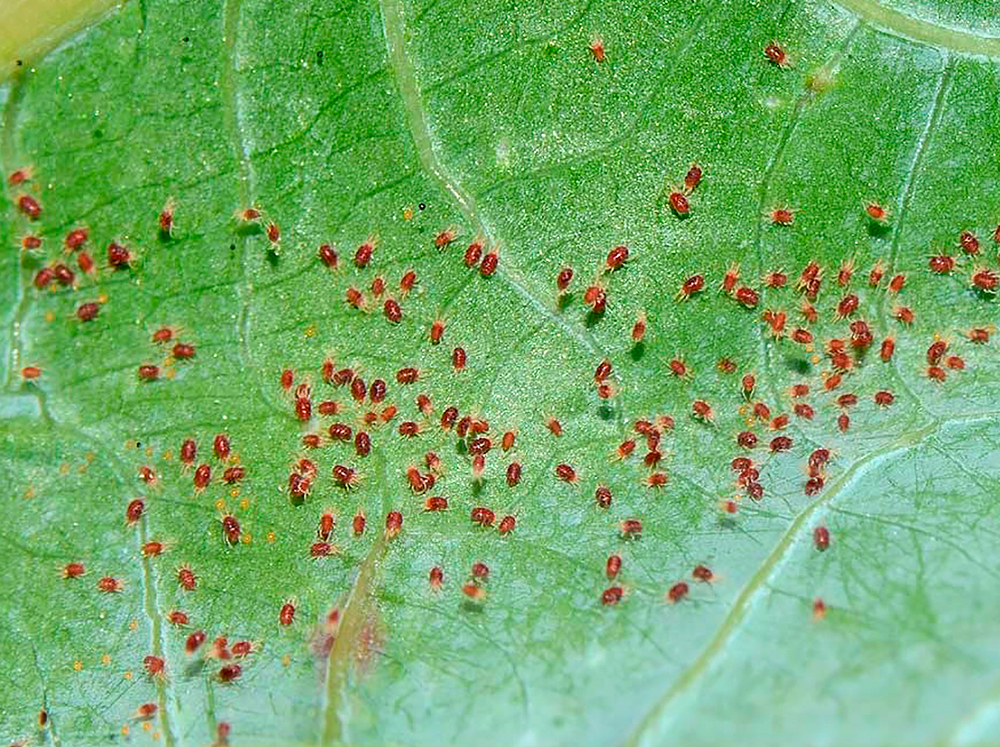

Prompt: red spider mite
[
  {"left": 345, "top": 287, "right": 365, "bottom": 310},
  {"left": 604, "top": 553, "right": 623, "bottom": 581},
  {"left": 632, "top": 311, "right": 648, "bottom": 343},
  {"left": 838, "top": 413, "right": 850, "bottom": 432},
  {"left": 53, "top": 263, "right": 75, "bottom": 286},
  {"left": 98, "top": 576, "right": 123, "bottom": 593},
  {"left": 866, "top": 203, "right": 889, "bottom": 223},
  {"left": 836, "top": 294, "right": 859, "bottom": 318},
  {"left": 480, "top": 250, "right": 499, "bottom": 277},
  {"left": 506, "top": 461, "right": 522, "bottom": 487},
  {"left": 315, "top": 510, "right": 336, "bottom": 542},
  {"left": 138, "top": 364, "right": 159, "bottom": 381},
  {"left": 972, "top": 267, "right": 999, "bottom": 292},
  {"left": 138, "top": 465, "right": 157, "bottom": 484},
  {"left": 171, "top": 342, "right": 195, "bottom": 360},
  {"left": 813, "top": 526, "right": 830, "bottom": 551},
  {"left": 584, "top": 283, "right": 607, "bottom": 313},
  {"left": 762, "top": 309, "right": 786, "bottom": 336},
  {"left": 302, "top": 433, "right": 322, "bottom": 448},
  {"left": 813, "top": 598, "right": 827, "bottom": 619},
  {"left": 399, "top": 421, "right": 421, "bottom": 438},
  {"left": 735, "top": 286, "right": 759, "bottom": 308},
  {"left": 135, "top": 703, "right": 158, "bottom": 720},
  {"left": 646, "top": 471, "right": 669, "bottom": 489},
  {"left": 667, "top": 581, "right": 689, "bottom": 603},
  {"left": 425, "top": 451, "right": 442, "bottom": 473},
  {"left": 142, "top": 540, "right": 166, "bottom": 557},
  {"left": 352, "top": 430, "right": 370, "bottom": 457},
  {"left": 385, "top": 510, "right": 403, "bottom": 538},
  {"left": 669, "top": 358, "right": 689, "bottom": 377},
  {"left": 798, "top": 260, "right": 821, "bottom": 288},
  {"left": 371, "top": 276, "right": 386, "bottom": 297},
  {"left": 742, "top": 373, "right": 756, "bottom": 398},
  {"left": 435, "top": 227, "right": 457, "bottom": 249},
  {"left": 469, "top": 436, "right": 491, "bottom": 455},
  {"left": 126, "top": 498, "right": 145, "bottom": 525},
  {"left": 614, "top": 439, "right": 636, "bottom": 461},
  {"left": 960, "top": 231, "right": 980, "bottom": 254},
  {"left": 332, "top": 464, "right": 361, "bottom": 488},
  {"left": 354, "top": 236, "right": 377, "bottom": 267},
  {"left": 692, "top": 399, "right": 713, "bottom": 422},
  {"left": 107, "top": 241, "right": 132, "bottom": 269},
  {"left": 793, "top": 403, "right": 814, "bottom": 420},
  {"left": 143, "top": 655, "right": 165, "bottom": 679},
  {"left": 685, "top": 163, "right": 703, "bottom": 191},
  {"left": 644, "top": 449, "right": 663, "bottom": 467},
  {"left": 429, "top": 567, "right": 444, "bottom": 588},
  {"left": 213, "top": 433, "right": 231, "bottom": 461},
  {"left": 926, "top": 339, "right": 947, "bottom": 365},
  {"left": 927, "top": 365, "right": 946, "bottom": 382},
  {"left": 555, "top": 463, "right": 577, "bottom": 483},
  {"left": 732, "top": 456, "right": 753, "bottom": 472},
  {"left": 837, "top": 259, "right": 854, "bottom": 286},
  {"left": 471, "top": 454, "right": 486, "bottom": 480},
  {"left": 621, "top": 519, "right": 642, "bottom": 539},
  {"left": 790, "top": 383, "right": 809, "bottom": 398},
  {"left": 452, "top": 346, "right": 467, "bottom": 371},
  {"left": 737, "top": 431, "right": 758, "bottom": 449},
  {"left": 874, "top": 390, "right": 894, "bottom": 407},
  {"left": 770, "top": 207, "right": 794, "bottom": 226},
  {"left": 400, "top": 269, "right": 417, "bottom": 295},
  {"left": 21, "top": 234, "right": 41, "bottom": 250},
  {"left": 318, "top": 243, "right": 339, "bottom": 269},
  {"left": 771, "top": 413, "right": 789, "bottom": 430},
  {"left": 384, "top": 298, "right": 402, "bottom": 323},
  {"left": 605, "top": 245, "right": 629, "bottom": 271},
  {"left": 407, "top": 466, "right": 428, "bottom": 493},
  {"left": 601, "top": 586, "right": 624, "bottom": 605},
  {"left": 547, "top": 417, "right": 563, "bottom": 437},
  {"left": 945, "top": 355, "right": 965, "bottom": 370},
  {"left": 823, "top": 373, "right": 842, "bottom": 392},
  {"left": 317, "top": 400, "right": 339, "bottom": 416},
  {"left": 279, "top": 600, "right": 296, "bottom": 626},
  {"left": 770, "top": 435, "right": 793, "bottom": 452},
  {"left": 368, "top": 377, "right": 387, "bottom": 403},
  {"left": 753, "top": 402, "right": 771, "bottom": 421},
  {"left": 180, "top": 439, "right": 196, "bottom": 465},
  {"left": 589, "top": 37, "right": 605, "bottom": 62},
  {"left": 594, "top": 358, "right": 612, "bottom": 382},
  {"left": 396, "top": 366, "right": 420, "bottom": 384},
  {"left": 8, "top": 166, "right": 32, "bottom": 185},
  {"left": 63, "top": 562, "right": 85, "bottom": 579},
  {"left": 869, "top": 260, "right": 885, "bottom": 287},
  {"left": 498, "top": 515, "right": 517, "bottom": 535},
  {"left": 185, "top": 630, "right": 206, "bottom": 653},
  {"left": 194, "top": 463, "right": 211, "bottom": 489},
  {"left": 556, "top": 266, "right": 574, "bottom": 292},
  {"left": 280, "top": 369, "right": 295, "bottom": 390},
  {"left": 353, "top": 508, "right": 366, "bottom": 536},
  {"left": 888, "top": 273, "right": 905, "bottom": 293},
  {"left": 21, "top": 365, "right": 41, "bottom": 380},
  {"left": 350, "top": 377, "right": 367, "bottom": 402},
  {"left": 593, "top": 484, "right": 613, "bottom": 508},
  {"left": 311, "top": 541, "right": 335, "bottom": 557},
  {"left": 77, "top": 251, "right": 95, "bottom": 274},
  {"left": 218, "top": 664, "right": 242, "bottom": 683},
  {"left": 668, "top": 188, "right": 690, "bottom": 217},
  {"left": 464, "top": 240, "right": 483, "bottom": 268},
  {"left": 764, "top": 41, "right": 790, "bottom": 67},
  {"left": 804, "top": 476, "right": 825, "bottom": 495},
  {"left": 17, "top": 194, "right": 41, "bottom": 220},
  {"left": 467, "top": 561, "right": 489, "bottom": 582},
  {"left": 440, "top": 406, "right": 459, "bottom": 429},
  {"left": 738, "top": 468, "right": 759, "bottom": 487},
  {"left": 790, "top": 328, "right": 813, "bottom": 345},
  {"left": 500, "top": 430, "right": 516, "bottom": 451},
  {"left": 463, "top": 583, "right": 487, "bottom": 601},
  {"left": 836, "top": 392, "right": 858, "bottom": 408},
  {"left": 692, "top": 565, "right": 714, "bottom": 582},
  {"left": 929, "top": 254, "right": 955, "bottom": 273},
  {"left": 177, "top": 566, "right": 197, "bottom": 590},
  {"left": 677, "top": 274, "right": 704, "bottom": 301},
  {"left": 159, "top": 198, "right": 175, "bottom": 237},
  {"left": 221, "top": 514, "right": 240, "bottom": 545},
  {"left": 764, "top": 270, "right": 788, "bottom": 288},
  {"left": 894, "top": 306, "right": 914, "bottom": 325},
  {"left": 721, "top": 264, "right": 741, "bottom": 296},
  {"left": 799, "top": 298, "right": 818, "bottom": 324},
  {"left": 231, "top": 640, "right": 256, "bottom": 658},
  {"left": 424, "top": 495, "right": 448, "bottom": 512},
  {"left": 34, "top": 267, "right": 54, "bottom": 289}
]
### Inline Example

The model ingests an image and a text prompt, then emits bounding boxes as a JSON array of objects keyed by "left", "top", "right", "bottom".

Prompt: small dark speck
[
  {"left": 16, "top": 59, "right": 23, "bottom": 66},
  {"left": 182, "top": 36, "right": 190, "bottom": 43},
  {"left": 316, "top": 50, "right": 324, "bottom": 65},
  {"left": 135, "top": 442, "right": 142, "bottom": 448},
  {"left": 418, "top": 203, "right": 426, "bottom": 210},
  {"left": 229, "top": 243, "right": 236, "bottom": 251},
  {"left": 93, "top": 130, "right": 103, "bottom": 139}
]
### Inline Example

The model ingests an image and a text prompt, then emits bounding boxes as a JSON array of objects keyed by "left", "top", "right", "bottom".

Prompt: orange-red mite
[
  {"left": 959, "top": 231, "right": 980, "bottom": 254},
  {"left": 874, "top": 390, "right": 894, "bottom": 407},
  {"left": 605, "top": 245, "right": 629, "bottom": 271},
  {"left": 352, "top": 508, "right": 366, "bottom": 536},
  {"left": 98, "top": 576, "right": 123, "bottom": 593},
  {"left": 141, "top": 540, "right": 165, "bottom": 557},
  {"left": 318, "top": 511, "right": 335, "bottom": 540},
  {"left": 501, "top": 430, "right": 516, "bottom": 451},
  {"left": 159, "top": 199, "right": 175, "bottom": 236},
  {"left": 221, "top": 514, "right": 240, "bottom": 545},
  {"left": 667, "top": 582, "right": 689, "bottom": 603},
  {"left": 555, "top": 463, "right": 577, "bottom": 483},
  {"left": 435, "top": 228, "right": 457, "bottom": 248},
  {"left": 385, "top": 510, "right": 403, "bottom": 538},
  {"left": 22, "top": 234, "right": 42, "bottom": 250},
  {"left": 138, "top": 365, "right": 159, "bottom": 381},
  {"left": 684, "top": 163, "right": 703, "bottom": 191},
  {"left": 813, "top": 526, "right": 830, "bottom": 551},
  {"left": 632, "top": 312, "right": 647, "bottom": 343},
  {"left": 546, "top": 417, "right": 563, "bottom": 437},
  {"left": 869, "top": 260, "right": 885, "bottom": 286},
  {"left": 606, "top": 554, "right": 622, "bottom": 580},
  {"left": 669, "top": 190, "right": 690, "bottom": 216},
  {"left": 194, "top": 463, "right": 211, "bottom": 490},
  {"left": 136, "top": 703, "right": 158, "bottom": 720},
  {"left": 506, "top": 462, "right": 522, "bottom": 487},
  {"left": 452, "top": 346, "right": 467, "bottom": 371},
  {"left": 17, "top": 194, "right": 41, "bottom": 220},
  {"left": 8, "top": 166, "right": 31, "bottom": 185},
  {"left": 143, "top": 655, "right": 165, "bottom": 679},
  {"left": 318, "top": 243, "right": 339, "bottom": 268},
  {"left": 63, "top": 562, "right": 85, "bottom": 579},
  {"left": 396, "top": 366, "right": 420, "bottom": 384},
  {"left": 213, "top": 433, "right": 231, "bottom": 461},
  {"left": 764, "top": 42, "right": 789, "bottom": 67},
  {"left": 735, "top": 286, "right": 759, "bottom": 308},
  {"left": 354, "top": 238, "right": 375, "bottom": 267},
  {"left": 678, "top": 274, "right": 704, "bottom": 301},
  {"left": 480, "top": 250, "right": 499, "bottom": 277},
  {"left": 384, "top": 298, "right": 402, "bottom": 323},
  {"left": 430, "top": 317, "right": 446, "bottom": 344},
  {"left": 646, "top": 471, "right": 668, "bottom": 489},
  {"left": 19, "top": 365, "right": 40, "bottom": 379},
  {"left": 620, "top": 519, "right": 642, "bottom": 539},
  {"left": 266, "top": 222, "right": 280, "bottom": 245},
  {"left": 556, "top": 266, "right": 574, "bottom": 292},
  {"left": 498, "top": 515, "right": 516, "bottom": 535},
  {"left": 692, "top": 399, "right": 713, "bottom": 422},
  {"left": 866, "top": 203, "right": 888, "bottom": 222},
  {"left": 424, "top": 495, "right": 448, "bottom": 512},
  {"left": 464, "top": 240, "right": 483, "bottom": 268},
  {"left": 371, "top": 276, "right": 386, "bottom": 297},
  {"left": 279, "top": 600, "right": 296, "bottom": 626},
  {"left": 770, "top": 207, "right": 794, "bottom": 225},
  {"left": 126, "top": 499, "right": 145, "bottom": 525},
  {"left": 888, "top": 273, "right": 905, "bottom": 293},
  {"left": 929, "top": 254, "right": 955, "bottom": 273},
  {"left": 589, "top": 37, "right": 605, "bottom": 62},
  {"left": 583, "top": 283, "right": 607, "bottom": 313}
]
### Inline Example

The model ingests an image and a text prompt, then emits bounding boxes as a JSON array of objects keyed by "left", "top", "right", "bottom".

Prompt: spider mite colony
[{"left": 7, "top": 39, "right": 999, "bottom": 741}]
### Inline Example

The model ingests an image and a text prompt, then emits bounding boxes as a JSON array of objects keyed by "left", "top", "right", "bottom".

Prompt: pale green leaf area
[{"left": 1, "top": 0, "right": 1000, "bottom": 745}]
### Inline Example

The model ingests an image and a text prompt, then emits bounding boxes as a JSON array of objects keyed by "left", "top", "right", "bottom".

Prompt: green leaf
[{"left": 2, "top": 0, "right": 1000, "bottom": 745}]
